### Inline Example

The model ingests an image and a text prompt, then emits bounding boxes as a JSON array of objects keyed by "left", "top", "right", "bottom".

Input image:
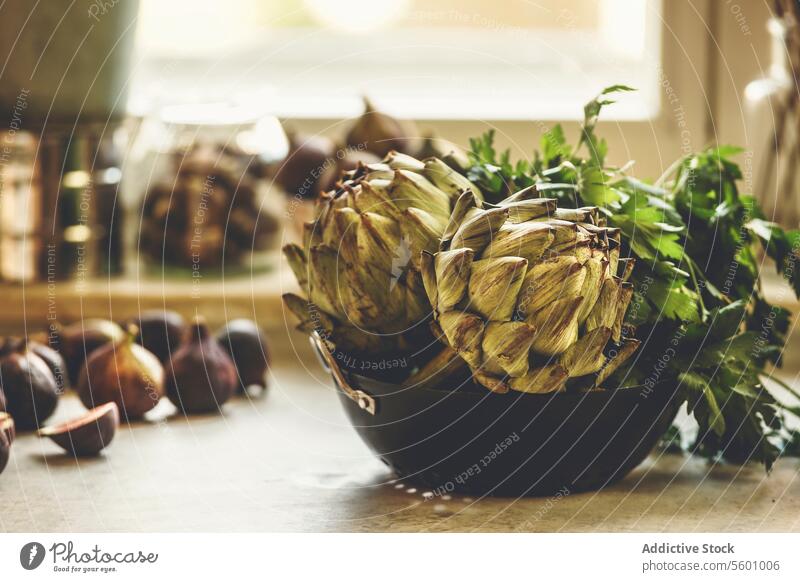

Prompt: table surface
[{"left": 2, "top": 334, "right": 799, "bottom": 533}]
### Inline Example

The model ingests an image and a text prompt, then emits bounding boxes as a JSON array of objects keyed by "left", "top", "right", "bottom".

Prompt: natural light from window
[{"left": 133, "top": 0, "right": 661, "bottom": 120}]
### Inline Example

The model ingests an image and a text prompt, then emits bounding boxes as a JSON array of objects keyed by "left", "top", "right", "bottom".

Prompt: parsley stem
[
  {"left": 655, "top": 156, "right": 685, "bottom": 188},
  {"left": 685, "top": 256, "right": 707, "bottom": 317}
]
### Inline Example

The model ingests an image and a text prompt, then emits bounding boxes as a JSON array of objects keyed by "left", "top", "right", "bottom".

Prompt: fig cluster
[
  {"left": 64, "top": 311, "right": 269, "bottom": 416},
  {"left": 46, "top": 310, "right": 268, "bottom": 404},
  {"left": 0, "top": 311, "right": 269, "bottom": 466},
  {"left": 163, "top": 315, "right": 270, "bottom": 413}
]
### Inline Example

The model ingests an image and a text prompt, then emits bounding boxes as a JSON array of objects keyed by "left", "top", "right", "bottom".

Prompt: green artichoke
[
  {"left": 283, "top": 152, "right": 482, "bottom": 354},
  {"left": 420, "top": 188, "right": 639, "bottom": 393}
]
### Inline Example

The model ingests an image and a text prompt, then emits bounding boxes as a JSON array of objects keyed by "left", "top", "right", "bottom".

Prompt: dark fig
[
  {"left": 0, "top": 336, "right": 27, "bottom": 358},
  {"left": 57, "top": 319, "right": 125, "bottom": 384},
  {"left": 76, "top": 325, "right": 164, "bottom": 421},
  {"left": 216, "top": 319, "right": 270, "bottom": 393},
  {"left": 29, "top": 341, "right": 70, "bottom": 394},
  {"left": 0, "top": 341, "right": 60, "bottom": 430},
  {"left": 0, "top": 412, "right": 14, "bottom": 475},
  {"left": 167, "top": 317, "right": 237, "bottom": 413},
  {"left": 0, "top": 337, "right": 16, "bottom": 359},
  {"left": 345, "top": 97, "right": 417, "bottom": 157},
  {"left": 126, "top": 310, "right": 186, "bottom": 364},
  {"left": 274, "top": 132, "right": 335, "bottom": 198},
  {"left": 39, "top": 402, "right": 119, "bottom": 457},
  {"left": 0, "top": 336, "right": 68, "bottom": 393}
]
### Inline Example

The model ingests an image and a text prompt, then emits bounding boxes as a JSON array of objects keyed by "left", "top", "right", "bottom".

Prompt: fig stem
[
  {"left": 190, "top": 316, "right": 209, "bottom": 342},
  {"left": 125, "top": 324, "right": 140, "bottom": 343},
  {"left": 15, "top": 337, "right": 29, "bottom": 354}
]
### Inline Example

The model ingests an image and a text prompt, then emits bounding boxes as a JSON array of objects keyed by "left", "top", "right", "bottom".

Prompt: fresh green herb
[{"left": 466, "top": 87, "right": 800, "bottom": 469}]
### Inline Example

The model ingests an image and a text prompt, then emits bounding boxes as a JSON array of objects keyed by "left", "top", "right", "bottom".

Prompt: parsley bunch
[{"left": 465, "top": 87, "right": 800, "bottom": 469}]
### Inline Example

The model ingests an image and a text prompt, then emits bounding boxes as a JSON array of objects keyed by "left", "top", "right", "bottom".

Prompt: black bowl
[{"left": 312, "top": 336, "right": 681, "bottom": 497}]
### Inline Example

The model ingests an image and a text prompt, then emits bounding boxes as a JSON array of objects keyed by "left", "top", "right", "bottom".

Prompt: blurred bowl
[{"left": 312, "top": 333, "right": 680, "bottom": 497}]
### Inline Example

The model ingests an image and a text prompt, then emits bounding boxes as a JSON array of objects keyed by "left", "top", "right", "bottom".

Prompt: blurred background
[
  {"left": 3, "top": 0, "right": 800, "bottom": 535},
  {"left": 0, "top": 0, "right": 791, "bottom": 332}
]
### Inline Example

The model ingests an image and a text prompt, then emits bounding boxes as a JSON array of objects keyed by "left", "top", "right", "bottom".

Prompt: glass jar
[
  {"left": 125, "top": 103, "right": 288, "bottom": 278},
  {"left": 0, "top": 125, "right": 124, "bottom": 283}
]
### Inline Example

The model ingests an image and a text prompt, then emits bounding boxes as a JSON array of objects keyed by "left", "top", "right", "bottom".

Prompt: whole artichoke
[
  {"left": 283, "top": 152, "right": 481, "bottom": 354},
  {"left": 421, "top": 188, "right": 639, "bottom": 394}
]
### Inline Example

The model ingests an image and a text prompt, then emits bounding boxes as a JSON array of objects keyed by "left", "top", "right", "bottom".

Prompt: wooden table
[{"left": 2, "top": 332, "right": 799, "bottom": 533}]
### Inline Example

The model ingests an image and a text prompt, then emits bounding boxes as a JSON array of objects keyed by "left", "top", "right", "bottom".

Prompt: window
[{"left": 133, "top": 0, "right": 662, "bottom": 120}]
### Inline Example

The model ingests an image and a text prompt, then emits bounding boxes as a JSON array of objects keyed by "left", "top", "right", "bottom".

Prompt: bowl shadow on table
[
  {"left": 329, "top": 451, "right": 696, "bottom": 505},
  {"left": 327, "top": 451, "right": 774, "bottom": 532},
  {"left": 620, "top": 451, "right": 771, "bottom": 494}
]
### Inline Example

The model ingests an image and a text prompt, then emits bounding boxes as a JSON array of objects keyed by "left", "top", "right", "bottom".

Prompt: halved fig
[
  {"left": 38, "top": 402, "right": 119, "bottom": 457},
  {"left": 0, "top": 412, "right": 14, "bottom": 474},
  {"left": 0, "top": 411, "right": 15, "bottom": 442}
]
